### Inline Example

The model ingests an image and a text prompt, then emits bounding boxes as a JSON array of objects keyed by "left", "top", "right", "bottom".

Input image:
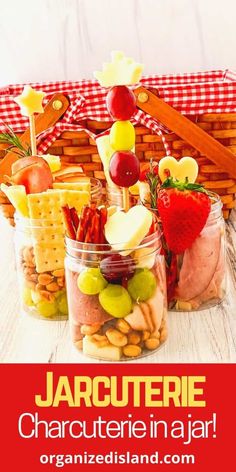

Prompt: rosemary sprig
[
  {"left": 0, "top": 122, "right": 31, "bottom": 157},
  {"left": 146, "top": 159, "right": 160, "bottom": 209}
]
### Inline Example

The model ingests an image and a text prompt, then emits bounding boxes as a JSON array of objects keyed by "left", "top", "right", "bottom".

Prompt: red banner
[{"left": 0, "top": 364, "right": 235, "bottom": 471}]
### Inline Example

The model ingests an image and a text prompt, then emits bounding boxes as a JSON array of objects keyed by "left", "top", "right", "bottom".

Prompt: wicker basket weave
[{"left": 0, "top": 113, "right": 236, "bottom": 225}]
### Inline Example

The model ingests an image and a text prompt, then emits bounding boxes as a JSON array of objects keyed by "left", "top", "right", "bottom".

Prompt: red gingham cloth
[{"left": 0, "top": 69, "right": 236, "bottom": 154}]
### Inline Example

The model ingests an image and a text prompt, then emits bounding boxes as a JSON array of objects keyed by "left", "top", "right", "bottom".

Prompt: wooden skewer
[
  {"left": 122, "top": 187, "right": 130, "bottom": 212},
  {"left": 29, "top": 115, "right": 37, "bottom": 155}
]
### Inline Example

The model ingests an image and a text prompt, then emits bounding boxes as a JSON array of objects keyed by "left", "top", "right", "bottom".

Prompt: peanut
[
  {"left": 127, "top": 331, "right": 141, "bottom": 345},
  {"left": 81, "top": 324, "right": 101, "bottom": 336},
  {"left": 145, "top": 337, "right": 160, "bottom": 350},
  {"left": 27, "top": 261, "right": 36, "bottom": 268},
  {"left": 106, "top": 328, "right": 128, "bottom": 347},
  {"left": 90, "top": 334, "right": 109, "bottom": 348},
  {"left": 75, "top": 339, "right": 83, "bottom": 350},
  {"left": 29, "top": 273, "right": 38, "bottom": 283},
  {"left": 38, "top": 273, "right": 54, "bottom": 285},
  {"left": 52, "top": 269, "right": 65, "bottom": 278},
  {"left": 36, "top": 283, "right": 45, "bottom": 291},
  {"left": 22, "top": 247, "right": 32, "bottom": 261},
  {"left": 142, "top": 330, "right": 151, "bottom": 341},
  {"left": 115, "top": 319, "right": 131, "bottom": 334},
  {"left": 57, "top": 277, "right": 65, "bottom": 287},
  {"left": 46, "top": 282, "right": 59, "bottom": 292},
  {"left": 23, "top": 267, "right": 35, "bottom": 276},
  {"left": 160, "top": 328, "right": 168, "bottom": 343},
  {"left": 39, "top": 290, "right": 51, "bottom": 301},
  {"left": 123, "top": 345, "right": 142, "bottom": 358}
]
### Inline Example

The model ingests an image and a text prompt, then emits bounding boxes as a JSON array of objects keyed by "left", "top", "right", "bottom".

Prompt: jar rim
[{"left": 65, "top": 227, "right": 162, "bottom": 257}]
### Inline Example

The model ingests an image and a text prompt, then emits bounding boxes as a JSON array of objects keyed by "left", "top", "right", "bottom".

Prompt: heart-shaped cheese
[
  {"left": 159, "top": 156, "right": 198, "bottom": 183},
  {"left": 105, "top": 205, "right": 152, "bottom": 255}
]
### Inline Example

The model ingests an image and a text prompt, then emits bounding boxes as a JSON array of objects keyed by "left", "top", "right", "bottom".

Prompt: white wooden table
[{"left": 0, "top": 211, "right": 235, "bottom": 364}]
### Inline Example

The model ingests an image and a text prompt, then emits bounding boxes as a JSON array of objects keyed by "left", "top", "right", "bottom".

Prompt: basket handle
[
  {"left": 0, "top": 93, "right": 70, "bottom": 183},
  {"left": 134, "top": 86, "right": 236, "bottom": 179}
]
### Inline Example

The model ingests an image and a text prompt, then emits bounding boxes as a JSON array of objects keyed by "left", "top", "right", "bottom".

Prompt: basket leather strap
[
  {"left": 134, "top": 86, "right": 236, "bottom": 179},
  {"left": 0, "top": 93, "right": 70, "bottom": 183}
]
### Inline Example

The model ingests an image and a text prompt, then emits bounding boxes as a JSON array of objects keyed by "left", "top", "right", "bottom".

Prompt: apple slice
[
  {"left": 1, "top": 184, "right": 29, "bottom": 217},
  {"left": 159, "top": 156, "right": 199, "bottom": 183},
  {"left": 105, "top": 205, "right": 152, "bottom": 256}
]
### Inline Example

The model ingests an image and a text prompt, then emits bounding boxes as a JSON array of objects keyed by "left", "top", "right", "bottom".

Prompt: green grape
[
  {"left": 77, "top": 268, "right": 108, "bottom": 295},
  {"left": 22, "top": 287, "right": 34, "bottom": 306},
  {"left": 110, "top": 120, "right": 135, "bottom": 151},
  {"left": 57, "top": 293, "right": 68, "bottom": 316},
  {"left": 37, "top": 300, "right": 58, "bottom": 318},
  {"left": 99, "top": 284, "right": 132, "bottom": 318},
  {"left": 127, "top": 269, "right": 156, "bottom": 301},
  {"left": 54, "top": 289, "right": 66, "bottom": 299}
]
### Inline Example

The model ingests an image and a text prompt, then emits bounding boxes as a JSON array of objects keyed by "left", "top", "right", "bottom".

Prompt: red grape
[
  {"left": 100, "top": 254, "right": 135, "bottom": 283},
  {"left": 109, "top": 151, "right": 140, "bottom": 187},
  {"left": 106, "top": 85, "right": 136, "bottom": 120}
]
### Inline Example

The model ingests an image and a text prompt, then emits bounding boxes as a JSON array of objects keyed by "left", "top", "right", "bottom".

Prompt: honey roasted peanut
[
  {"left": 115, "top": 319, "right": 131, "bottom": 334},
  {"left": 81, "top": 324, "right": 101, "bottom": 336},
  {"left": 106, "top": 328, "right": 128, "bottom": 347},
  {"left": 89, "top": 334, "right": 109, "bottom": 348},
  {"left": 145, "top": 337, "right": 160, "bottom": 350},
  {"left": 123, "top": 344, "right": 142, "bottom": 358},
  {"left": 142, "top": 330, "right": 151, "bottom": 341},
  {"left": 38, "top": 274, "right": 54, "bottom": 285},
  {"left": 52, "top": 269, "right": 65, "bottom": 278},
  {"left": 57, "top": 277, "right": 65, "bottom": 287},
  {"left": 127, "top": 331, "right": 141, "bottom": 345},
  {"left": 46, "top": 282, "right": 60, "bottom": 292}
]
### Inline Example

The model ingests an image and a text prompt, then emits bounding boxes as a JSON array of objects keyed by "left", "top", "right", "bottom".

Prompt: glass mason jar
[
  {"left": 65, "top": 228, "right": 168, "bottom": 361},
  {"left": 14, "top": 178, "right": 103, "bottom": 320},
  {"left": 169, "top": 193, "right": 227, "bottom": 311},
  {"left": 14, "top": 215, "right": 68, "bottom": 320}
]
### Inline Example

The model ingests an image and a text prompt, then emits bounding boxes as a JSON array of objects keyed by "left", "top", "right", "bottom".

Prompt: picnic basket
[{"left": 0, "top": 70, "right": 236, "bottom": 225}]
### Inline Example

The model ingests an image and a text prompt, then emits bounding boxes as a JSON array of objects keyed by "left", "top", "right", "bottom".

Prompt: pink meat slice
[
  {"left": 188, "top": 235, "right": 225, "bottom": 308},
  {"left": 66, "top": 271, "right": 112, "bottom": 325},
  {"left": 175, "top": 224, "right": 221, "bottom": 301}
]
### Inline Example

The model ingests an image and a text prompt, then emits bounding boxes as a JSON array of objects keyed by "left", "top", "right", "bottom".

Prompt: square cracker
[
  {"left": 27, "top": 189, "right": 90, "bottom": 272},
  {"left": 34, "top": 242, "right": 65, "bottom": 273}
]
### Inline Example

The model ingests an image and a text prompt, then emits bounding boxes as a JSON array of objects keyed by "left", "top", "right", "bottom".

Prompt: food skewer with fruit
[{"left": 61, "top": 53, "right": 168, "bottom": 361}]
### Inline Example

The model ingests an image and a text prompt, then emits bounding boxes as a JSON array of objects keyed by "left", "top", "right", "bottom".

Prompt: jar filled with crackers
[
  {"left": 14, "top": 215, "right": 68, "bottom": 319},
  {"left": 64, "top": 204, "right": 168, "bottom": 361}
]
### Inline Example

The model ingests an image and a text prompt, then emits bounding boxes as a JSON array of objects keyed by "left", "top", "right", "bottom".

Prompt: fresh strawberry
[{"left": 157, "top": 178, "right": 211, "bottom": 254}]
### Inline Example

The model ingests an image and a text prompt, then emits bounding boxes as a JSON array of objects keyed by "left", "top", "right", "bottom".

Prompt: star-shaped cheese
[
  {"left": 94, "top": 51, "right": 143, "bottom": 87},
  {"left": 14, "top": 85, "right": 45, "bottom": 116}
]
